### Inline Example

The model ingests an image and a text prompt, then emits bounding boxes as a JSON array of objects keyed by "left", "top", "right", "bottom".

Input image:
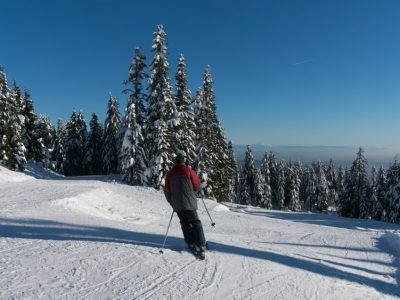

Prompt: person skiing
[{"left": 163, "top": 151, "right": 207, "bottom": 259}]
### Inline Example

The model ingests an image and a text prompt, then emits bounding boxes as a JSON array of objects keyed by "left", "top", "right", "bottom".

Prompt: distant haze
[{"left": 234, "top": 145, "right": 400, "bottom": 170}]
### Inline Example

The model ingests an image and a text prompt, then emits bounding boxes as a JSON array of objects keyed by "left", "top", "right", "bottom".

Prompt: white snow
[{"left": 1, "top": 165, "right": 400, "bottom": 299}]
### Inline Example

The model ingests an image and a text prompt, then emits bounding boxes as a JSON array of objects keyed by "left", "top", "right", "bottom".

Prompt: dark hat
[{"left": 175, "top": 151, "right": 186, "bottom": 164}]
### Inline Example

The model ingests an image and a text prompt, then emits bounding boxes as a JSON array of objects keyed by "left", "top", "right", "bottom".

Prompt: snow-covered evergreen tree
[
  {"left": 326, "top": 159, "right": 337, "bottom": 207},
  {"left": 3, "top": 81, "right": 27, "bottom": 170},
  {"left": 225, "top": 141, "right": 238, "bottom": 202},
  {"left": 123, "top": 47, "right": 147, "bottom": 128},
  {"left": 76, "top": 111, "right": 88, "bottom": 152},
  {"left": 375, "top": 166, "right": 388, "bottom": 220},
  {"left": 192, "top": 67, "right": 231, "bottom": 201},
  {"left": 209, "top": 122, "right": 233, "bottom": 202},
  {"left": 174, "top": 54, "right": 196, "bottom": 166},
  {"left": 238, "top": 168, "right": 251, "bottom": 205},
  {"left": 64, "top": 111, "right": 86, "bottom": 176},
  {"left": 194, "top": 69, "right": 216, "bottom": 197},
  {"left": 369, "top": 167, "right": 381, "bottom": 220},
  {"left": 193, "top": 88, "right": 210, "bottom": 193},
  {"left": 386, "top": 161, "right": 400, "bottom": 223},
  {"left": 304, "top": 166, "right": 317, "bottom": 211},
  {"left": 267, "top": 152, "right": 279, "bottom": 207},
  {"left": 32, "top": 115, "right": 54, "bottom": 168},
  {"left": 259, "top": 151, "right": 272, "bottom": 208},
  {"left": 287, "top": 164, "right": 301, "bottom": 211},
  {"left": 336, "top": 166, "right": 347, "bottom": 211},
  {"left": 102, "top": 95, "right": 121, "bottom": 174},
  {"left": 339, "top": 148, "right": 370, "bottom": 218},
  {"left": 0, "top": 65, "right": 10, "bottom": 164},
  {"left": 83, "top": 113, "right": 103, "bottom": 175},
  {"left": 275, "top": 161, "right": 286, "bottom": 209},
  {"left": 52, "top": 119, "right": 67, "bottom": 173},
  {"left": 238, "top": 145, "right": 257, "bottom": 205},
  {"left": 254, "top": 169, "right": 267, "bottom": 207},
  {"left": 121, "top": 98, "right": 146, "bottom": 185},
  {"left": 314, "top": 161, "right": 329, "bottom": 212},
  {"left": 21, "top": 89, "right": 36, "bottom": 160},
  {"left": 145, "top": 24, "right": 178, "bottom": 188},
  {"left": 120, "top": 47, "right": 148, "bottom": 173}
]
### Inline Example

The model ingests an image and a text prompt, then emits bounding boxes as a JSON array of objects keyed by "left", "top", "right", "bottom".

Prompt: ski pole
[
  {"left": 201, "top": 195, "right": 216, "bottom": 227},
  {"left": 159, "top": 211, "right": 174, "bottom": 254}
]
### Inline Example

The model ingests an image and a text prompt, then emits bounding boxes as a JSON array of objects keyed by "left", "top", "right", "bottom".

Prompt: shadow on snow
[
  {"left": 232, "top": 208, "right": 400, "bottom": 231},
  {"left": 0, "top": 217, "right": 398, "bottom": 297}
]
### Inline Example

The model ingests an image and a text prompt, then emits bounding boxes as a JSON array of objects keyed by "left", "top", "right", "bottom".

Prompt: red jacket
[{"left": 164, "top": 164, "right": 201, "bottom": 211}]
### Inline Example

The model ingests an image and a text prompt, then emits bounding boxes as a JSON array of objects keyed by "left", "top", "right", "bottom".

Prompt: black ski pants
[{"left": 176, "top": 210, "right": 206, "bottom": 247}]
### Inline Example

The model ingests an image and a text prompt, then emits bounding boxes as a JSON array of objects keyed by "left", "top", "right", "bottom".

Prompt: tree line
[
  {"left": 0, "top": 25, "right": 237, "bottom": 202},
  {"left": 1, "top": 25, "right": 399, "bottom": 224},
  {"left": 237, "top": 145, "right": 400, "bottom": 224}
]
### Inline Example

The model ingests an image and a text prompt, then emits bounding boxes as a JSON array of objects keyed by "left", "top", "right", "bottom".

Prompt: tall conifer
[{"left": 102, "top": 95, "right": 121, "bottom": 174}]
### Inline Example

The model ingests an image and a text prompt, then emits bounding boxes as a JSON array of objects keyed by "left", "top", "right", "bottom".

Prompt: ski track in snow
[{"left": 1, "top": 166, "right": 400, "bottom": 299}]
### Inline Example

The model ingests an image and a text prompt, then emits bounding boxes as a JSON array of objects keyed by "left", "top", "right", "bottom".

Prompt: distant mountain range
[{"left": 233, "top": 144, "right": 400, "bottom": 169}]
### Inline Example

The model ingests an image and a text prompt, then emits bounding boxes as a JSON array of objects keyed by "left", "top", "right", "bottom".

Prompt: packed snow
[{"left": 1, "top": 165, "right": 399, "bottom": 299}]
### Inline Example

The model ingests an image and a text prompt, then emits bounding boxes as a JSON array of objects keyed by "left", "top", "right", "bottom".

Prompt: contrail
[{"left": 292, "top": 59, "right": 316, "bottom": 66}]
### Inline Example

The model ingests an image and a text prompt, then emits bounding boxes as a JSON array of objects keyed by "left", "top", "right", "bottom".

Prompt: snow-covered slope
[{"left": 0, "top": 165, "right": 399, "bottom": 299}]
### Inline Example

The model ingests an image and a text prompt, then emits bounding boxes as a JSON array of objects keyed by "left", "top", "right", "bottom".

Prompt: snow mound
[
  {"left": 0, "top": 165, "right": 33, "bottom": 182},
  {"left": 54, "top": 188, "right": 158, "bottom": 225},
  {"left": 198, "top": 198, "right": 230, "bottom": 212},
  {"left": 24, "top": 162, "right": 64, "bottom": 179},
  {"left": 210, "top": 203, "right": 230, "bottom": 212}
]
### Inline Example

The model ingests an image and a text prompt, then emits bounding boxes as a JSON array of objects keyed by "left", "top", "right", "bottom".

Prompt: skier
[{"left": 163, "top": 151, "right": 207, "bottom": 259}]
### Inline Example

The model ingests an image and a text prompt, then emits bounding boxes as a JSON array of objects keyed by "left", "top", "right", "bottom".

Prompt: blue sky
[{"left": 1, "top": 0, "right": 400, "bottom": 150}]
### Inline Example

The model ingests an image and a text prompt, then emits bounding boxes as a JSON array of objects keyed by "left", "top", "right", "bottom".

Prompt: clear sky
[{"left": 1, "top": 0, "right": 400, "bottom": 150}]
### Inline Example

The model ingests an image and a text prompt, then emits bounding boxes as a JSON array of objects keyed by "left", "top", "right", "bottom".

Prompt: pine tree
[
  {"left": 314, "top": 161, "right": 329, "bottom": 212},
  {"left": 145, "top": 24, "right": 178, "bottom": 188},
  {"left": 375, "top": 166, "right": 388, "bottom": 220},
  {"left": 284, "top": 161, "right": 293, "bottom": 207},
  {"left": 386, "top": 161, "right": 400, "bottom": 223},
  {"left": 123, "top": 47, "right": 147, "bottom": 128},
  {"left": 193, "top": 68, "right": 223, "bottom": 199},
  {"left": 4, "top": 81, "right": 27, "bottom": 170},
  {"left": 238, "top": 145, "right": 257, "bottom": 205},
  {"left": 21, "top": 89, "right": 36, "bottom": 160},
  {"left": 32, "top": 115, "right": 54, "bottom": 168},
  {"left": 120, "top": 47, "right": 148, "bottom": 174},
  {"left": 338, "top": 167, "right": 355, "bottom": 217},
  {"left": 174, "top": 54, "right": 196, "bottom": 166},
  {"left": 254, "top": 169, "right": 267, "bottom": 207},
  {"left": 268, "top": 152, "right": 279, "bottom": 207},
  {"left": 194, "top": 68, "right": 218, "bottom": 198},
  {"left": 276, "top": 161, "right": 286, "bottom": 210},
  {"left": 64, "top": 111, "right": 86, "bottom": 175},
  {"left": 260, "top": 151, "right": 272, "bottom": 208},
  {"left": 0, "top": 65, "right": 10, "bottom": 164},
  {"left": 52, "top": 119, "right": 67, "bottom": 173},
  {"left": 83, "top": 113, "right": 103, "bottom": 175},
  {"left": 76, "top": 111, "right": 88, "bottom": 153},
  {"left": 339, "top": 147, "right": 370, "bottom": 218},
  {"left": 238, "top": 168, "right": 251, "bottom": 205},
  {"left": 369, "top": 167, "right": 381, "bottom": 220},
  {"left": 336, "top": 166, "right": 347, "bottom": 211},
  {"left": 193, "top": 88, "right": 209, "bottom": 191},
  {"left": 304, "top": 166, "right": 317, "bottom": 211},
  {"left": 198, "top": 66, "right": 233, "bottom": 201},
  {"left": 121, "top": 98, "right": 146, "bottom": 185},
  {"left": 226, "top": 141, "right": 239, "bottom": 202},
  {"left": 288, "top": 164, "right": 301, "bottom": 211},
  {"left": 102, "top": 95, "right": 121, "bottom": 174},
  {"left": 326, "top": 159, "right": 337, "bottom": 207},
  {"left": 209, "top": 121, "right": 233, "bottom": 202}
]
